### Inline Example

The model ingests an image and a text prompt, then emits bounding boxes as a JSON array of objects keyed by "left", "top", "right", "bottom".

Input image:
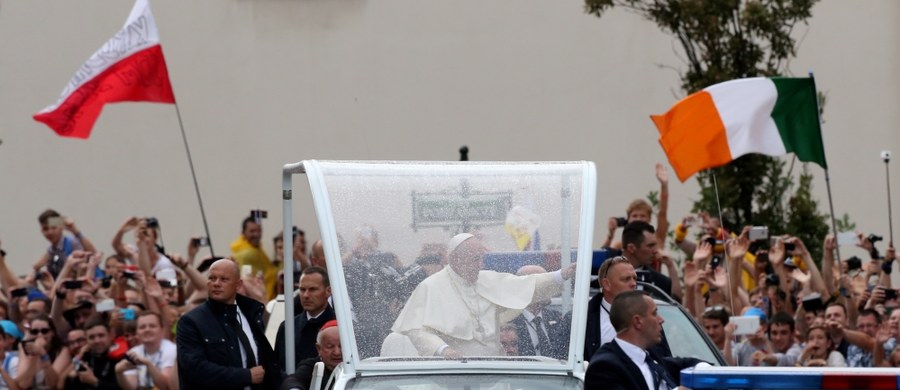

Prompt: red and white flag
[{"left": 34, "top": 0, "right": 175, "bottom": 139}]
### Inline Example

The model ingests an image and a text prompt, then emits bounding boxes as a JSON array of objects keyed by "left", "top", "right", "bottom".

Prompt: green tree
[{"left": 585, "top": 0, "right": 830, "bottom": 261}]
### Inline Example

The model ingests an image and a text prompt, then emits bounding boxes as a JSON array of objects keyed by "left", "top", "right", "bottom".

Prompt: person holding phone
[
  {"left": 600, "top": 163, "right": 670, "bottom": 256},
  {"left": 65, "top": 316, "right": 120, "bottom": 389},
  {"left": 16, "top": 314, "right": 64, "bottom": 389},
  {"left": 114, "top": 312, "right": 176, "bottom": 390},
  {"left": 33, "top": 209, "right": 96, "bottom": 279},
  {"left": 231, "top": 214, "right": 277, "bottom": 301}
]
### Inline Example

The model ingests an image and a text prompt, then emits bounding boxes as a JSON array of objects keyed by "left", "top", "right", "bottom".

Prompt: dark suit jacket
[
  {"left": 583, "top": 293, "right": 672, "bottom": 362},
  {"left": 275, "top": 305, "right": 336, "bottom": 373},
  {"left": 280, "top": 357, "right": 333, "bottom": 390},
  {"left": 583, "top": 294, "right": 604, "bottom": 360},
  {"left": 176, "top": 294, "right": 281, "bottom": 390},
  {"left": 585, "top": 340, "right": 703, "bottom": 390},
  {"left": 510, "top": 308, "right": 568, "bottom": 359}
]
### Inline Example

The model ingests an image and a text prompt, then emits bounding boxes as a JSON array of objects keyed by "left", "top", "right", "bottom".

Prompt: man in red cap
[{"left": 280, "top": 320, "right": 341, "bottom": 390}]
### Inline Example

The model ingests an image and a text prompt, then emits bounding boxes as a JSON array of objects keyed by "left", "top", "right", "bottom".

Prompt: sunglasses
[
  {"left": 704, "top": 305, "right": 727, "bottom": 313},
  {"left": 601, "top": 257, "right": 631, "bottom": 279},
  {"left": 29, "top": 328, "right": 51, "bottom": 335}
]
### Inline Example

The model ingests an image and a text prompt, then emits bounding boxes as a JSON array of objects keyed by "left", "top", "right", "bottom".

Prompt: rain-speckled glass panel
[{"left": 317, "top": 161, "right": 586, "bottom": 364}]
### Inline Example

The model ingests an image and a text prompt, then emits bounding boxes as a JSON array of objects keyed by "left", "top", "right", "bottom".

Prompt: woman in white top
[
  {"left": 16, "top": 314, "right": 67, "bottom": 389},
  {"left": 798, "top": 326, "right": 847, "bottom": 367}
]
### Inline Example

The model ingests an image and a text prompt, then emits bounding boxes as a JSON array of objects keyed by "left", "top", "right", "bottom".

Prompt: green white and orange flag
[{"left": 651, "top": 77, "right": 827, "bottom": 182}]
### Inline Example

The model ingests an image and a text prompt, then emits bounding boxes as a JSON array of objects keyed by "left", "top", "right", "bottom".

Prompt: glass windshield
[
  {"left": 315, "top": 161, "right": 587, "bottom": 364},
  {"left": 658, "top": 303, "right": 722, "bottom": 365},
  {"left": 346, "top": 373, "right": 583, "bottom": 389}
]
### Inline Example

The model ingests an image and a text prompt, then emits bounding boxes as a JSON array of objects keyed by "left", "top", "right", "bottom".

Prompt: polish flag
[{"left": 34, "top": 0, "right": 175, "bottom": 139}]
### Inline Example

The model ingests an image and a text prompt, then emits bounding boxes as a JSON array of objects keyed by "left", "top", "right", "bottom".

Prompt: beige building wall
[{"left": 0, "top": 0, "right": 898, "bottom": 273}]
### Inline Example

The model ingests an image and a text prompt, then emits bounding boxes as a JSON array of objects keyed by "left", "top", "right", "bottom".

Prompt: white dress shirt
[
  {"left": 599, "top": 298, "right": 616, "bottom": 347},
  {"left": 235, "top": 306, "right": 259, "bottom": 390}
]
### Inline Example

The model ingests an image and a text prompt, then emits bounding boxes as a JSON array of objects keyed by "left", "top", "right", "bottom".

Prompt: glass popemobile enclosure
[{"left": 281, "top": 161, "right": 596, "bottom": 389}]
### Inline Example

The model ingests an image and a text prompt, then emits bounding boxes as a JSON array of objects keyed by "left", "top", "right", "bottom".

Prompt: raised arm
[
  {"left": 601, "top": 217, "right": 619, "bottom": 249},
  {"left": 822, "top": 234, "right": 837, "bottom": 294},
  {"left": 790, "top": 237, "right": 828, "bottom": 299},
  {"left": 112, "top": 216, "right": 140, "bottom": 259},
  {"left": 65, "top": 217, "right": 96, "bottom": 254},
  {"left": 726, "top": 228, "right": 750, "bottom": 315},
  {"left": 658, "top": 250, "right": 682, "bottom": 302},
  {"left": 880, "top": 244, "right": 894, "bottom": 288},
  {"left": 0, "top": 241, "right": 27, "bottom": 294},
  {"left": 135, "top": 221, "right": 155, "bottom": 275},
  {"left": 655, "top": 163, "right": 670, "bottom": 247},
  {"left": 674, "top": 216, "right": 698, "bottom": 256}
]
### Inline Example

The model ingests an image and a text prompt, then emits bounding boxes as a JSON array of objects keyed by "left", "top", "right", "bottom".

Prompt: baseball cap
[{"left": 0, "top": 320, "right": 23, "bottom": 341}]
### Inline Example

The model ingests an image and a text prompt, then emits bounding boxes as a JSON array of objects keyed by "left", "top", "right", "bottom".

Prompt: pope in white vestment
[{"left": 391, "top": 233, "right": 574, "bottom": 357}]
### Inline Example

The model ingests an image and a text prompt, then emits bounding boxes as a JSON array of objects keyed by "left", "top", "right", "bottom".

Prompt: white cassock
[{"left": 391, "top": 265, "right": 563, "bottom": 356}]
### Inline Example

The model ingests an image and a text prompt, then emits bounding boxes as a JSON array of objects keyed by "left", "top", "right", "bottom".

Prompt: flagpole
[
  {"left": 884, "top": 151, "right": 894, "bottom": 244},
  {"left": 174, "top": 101, "right": 215, "bottom": 256},
  {"left": 809, "top": 71, "right": 842, "bottom": 274},
  {"left": 710, "top": 170, "right": 737, "bottom": 313}
]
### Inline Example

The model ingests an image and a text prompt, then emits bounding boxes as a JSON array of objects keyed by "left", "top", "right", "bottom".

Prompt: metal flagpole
[
  {"left": 710, "top": 171, "right": 736, "bottom": 313},
  {"left": 809, "top": 71, "right": 841, "bottom": 270},
  {"left": 884, "top": 151, "right": 894, "bottom": 244},
  {"left": 174, "top": 101, "right": 215, "bottom": 256}
]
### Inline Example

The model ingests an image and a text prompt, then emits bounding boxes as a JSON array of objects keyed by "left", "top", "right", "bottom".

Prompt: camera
[
  {"left": 886, "top": 288, "right": 899, "bottom": 301},
  {"left": 846, "top": 256, "right": 863, "bottom": 271},
  {"left": 120, "top": 308, "right": 136, "bottom": 321},
  {"left": 710, "top": 256, "right": 722, "bottom": 270},
  {"left": 882, "top": 150, "right": 892, "bottom": 162},
  {"left": 764, "top": 273, "right": 780, "bottom": 287},
  {"left": 10, "top": 288, "right": 28, "bottom": 298},
  {"left": 159, "top": 279, "right": 177, "bottom": 288},
  {"left": 748, "top": 226, "right": 768, "bottom": 242},
  {"left": 191, "top": 237, "right": 210, "bottom": 247},
  {"left": 122, "top": 270, "right": 136, "bottom": 279},
  {"left": 867, "top": 234, "right": 883, "bottom": 244},
  {"left": 802, "top": 294, "right": 825, "bottom": 313},
  {"left": 145, "top": 217, "right": 159, "bottom": 228},
  {"left": 615, "top": 217, "right": 627, "bottom": 227},
  {"left": 250, "top": 209, "right": 268, "bottom": 220},
  {"left": 63, "top": 280, "right": 84, "bottom": 289},
  {"left": 784, "top": 242, "right": 796, "bottom": 252}
]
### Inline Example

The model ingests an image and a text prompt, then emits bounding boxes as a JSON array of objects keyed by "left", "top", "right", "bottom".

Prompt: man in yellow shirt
[{"left": 231, "top": 215, "right": 277, "bottom": 300}]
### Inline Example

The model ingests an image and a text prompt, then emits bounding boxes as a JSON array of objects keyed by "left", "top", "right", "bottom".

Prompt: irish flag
[
  {"left": 651, "top": 77, "right": 827, "bottom": 182},
  {"left": 33, "top": 0, "right": 175, "bottom": 139}
]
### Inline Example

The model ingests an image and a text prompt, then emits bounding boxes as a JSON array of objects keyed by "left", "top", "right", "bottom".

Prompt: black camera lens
[
  {"left": 868, "top": 234, "right": 884, "bottom": 244},
  {"left": 146, "top": 217, "right": 159, "bottom": 228}
]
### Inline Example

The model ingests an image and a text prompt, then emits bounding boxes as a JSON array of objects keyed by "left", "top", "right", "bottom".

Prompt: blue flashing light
[{"left": 682, "top": 369, "right": 823, "bottom": 389}]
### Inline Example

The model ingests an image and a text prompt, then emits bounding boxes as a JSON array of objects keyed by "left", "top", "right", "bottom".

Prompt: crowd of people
[
  {"left": 0, "top": 209, "right": 341, "bottom": 389},
  {"left": 0, "top": 162, "right": 896, "bottom": 390}
]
